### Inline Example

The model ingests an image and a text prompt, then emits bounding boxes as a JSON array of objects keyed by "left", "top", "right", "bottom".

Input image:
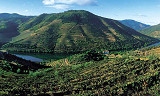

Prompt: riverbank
[
  {"left": 9, "top": 52, "right": 73, "bottom": 63},
  {"left": 2, "top": 41, "right": 160, "bottom": 63}
]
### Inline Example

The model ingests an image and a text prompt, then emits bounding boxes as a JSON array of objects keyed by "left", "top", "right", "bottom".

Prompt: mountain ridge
[
  {"left": 0, "top": 13, "right": 34, "bottom": 19},
  {"left": 119, "top": 19, "right": 151, "bottom": 31},
  {"left": 2, "top": 10, "right": 159, "bottom": 53}
]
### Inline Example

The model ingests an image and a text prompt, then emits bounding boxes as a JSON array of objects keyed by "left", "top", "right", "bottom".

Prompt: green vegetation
[
  {"left": 2, "top": 10, "right": 159, "bottom": 53},
  {"left": 119, "top": 19, "right": 151, "bottom": 31},
  {"left": 140, "top": 24, "right": 160, "bottom": 38},
  {"left": 0, "top": 13, "right": 34, "bottom": 45},
  {"left": 1, "top": 46, "right": 160, "bottom": 95},
  {"left": 84, "top": 50, "right": 105, "bottom": 61},
  {"left": 1, "top": 10, "right": 160, "bottom": 96}
]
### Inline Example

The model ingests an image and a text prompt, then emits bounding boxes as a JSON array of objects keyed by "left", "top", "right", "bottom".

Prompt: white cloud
[
  {"left": 24, "top": 10, "right": 29, "bottom": 12},
  {"left": 42, "top": 0, "right": 97, "bottom": 9},
  {"left": 54, "top": 0, "right": 97, "bottom": 5},
  {"left": 43, "top": 0, "right": 55, "bottom": 5},
  {"left": 47, "top": 4, "right": 70, "bottom": 9}
]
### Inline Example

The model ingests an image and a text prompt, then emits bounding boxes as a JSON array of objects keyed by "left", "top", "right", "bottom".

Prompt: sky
[{"left": 0, "top": 0, "right": 160, "bottom": 25}]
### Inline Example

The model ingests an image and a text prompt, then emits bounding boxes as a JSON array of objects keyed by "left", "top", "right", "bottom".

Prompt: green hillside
[
  {"left": 0, "top": 13, "right": 34, "bottom": 46},
  {"left": 2, "top": 46, "right": 160, "bottom": 95},
  {"left": 119, "top": 19, "right": 151, "bottom": 31},
  {"left": 140, "top": 24, "right": 160, "bottom": 38},
  {"left": 2, "top": 10, "right": 159, "bottom": 53}
]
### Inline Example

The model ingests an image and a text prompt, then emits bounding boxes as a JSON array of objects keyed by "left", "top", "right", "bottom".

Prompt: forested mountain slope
[
  {"left": 0, "top": 13, "right": 33, "bottom": 46},
  {"left": 2, "top": 10, "right": 159, "bottom": 53}
]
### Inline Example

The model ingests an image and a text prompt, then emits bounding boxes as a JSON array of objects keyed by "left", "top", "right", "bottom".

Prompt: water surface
[
  {"left": 14, "top": 54, "right": 44, "bottom": 62},
  {"left": 147, "top": 42, "right": 160, "bottom": 47},
  {"left": 11, "top": 52, "right": 72, "bottom": 62}
]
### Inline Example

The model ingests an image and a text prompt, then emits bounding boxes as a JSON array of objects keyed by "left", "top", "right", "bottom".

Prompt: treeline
[
  {"left": 2, "top": 38, "right": 157, "bottom": 54},
  {"left": 0, "top": 52, "right": 50, "bottom": 74}
]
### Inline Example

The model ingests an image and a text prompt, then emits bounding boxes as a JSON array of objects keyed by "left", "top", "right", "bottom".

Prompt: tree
[
  {"left": 17, "top": 68, "right": 21, "bottom": 73},
  {"left": 84, "top": 50, "right": 104, "bottom": 61}
]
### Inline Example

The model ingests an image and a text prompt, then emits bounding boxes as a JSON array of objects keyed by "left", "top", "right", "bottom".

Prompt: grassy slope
[
  {"left": 1, "top": 46, "right": 160, "bottom": 95},
  {"left": 140, "top": 24, "right": 160, "bottom": 38},
  {"left": 2, "top": 10, "right": 159, "bottom": 53}
]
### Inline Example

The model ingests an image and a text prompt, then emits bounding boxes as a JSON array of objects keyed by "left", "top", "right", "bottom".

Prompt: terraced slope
[
  {"left": 140, "top": 24, "right": 160, "bottom": 38},
  {"left": 2, "top": 10, "right": 159, "bottom": 53},
  {"left": 2, "top": 46, "right": 160, "bottom": 95}
]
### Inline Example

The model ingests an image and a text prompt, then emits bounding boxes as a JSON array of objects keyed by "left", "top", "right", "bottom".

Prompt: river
[
  {"left": 14, "top": 54, "right": 44, "bottom": 62},
  {"left": 146, "top": 42, "right": 160, "bottom": 47},
  {"left": 10, "top": 42, "right": 160, "bottom": 62},
  {"left": 10, "top": 52, "right": 71, "bottom": 63}
]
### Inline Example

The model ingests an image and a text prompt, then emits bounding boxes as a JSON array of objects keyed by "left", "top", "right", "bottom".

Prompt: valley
[
  {"left": 6, "top": 41, "right": 160, "bottom": 63},
  {"left": 1, "top": 9, "right": 160, "bottom": 96}
]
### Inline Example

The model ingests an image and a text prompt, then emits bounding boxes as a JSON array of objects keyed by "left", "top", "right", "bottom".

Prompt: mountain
[
  {"left": 0, "top": 13, "right": 34, "bottom": 46},
  {"left": 140, "top": 24, "right": 160, "bottom": 38},
  {"left": 0, "top": 13, "right": 25, "bottom": 19},
  {"left": 119, "top": 19, "right": 151, "bottom": 31},
  {"left": 2, "top": 10, "right": 159, "bottom": 53}
]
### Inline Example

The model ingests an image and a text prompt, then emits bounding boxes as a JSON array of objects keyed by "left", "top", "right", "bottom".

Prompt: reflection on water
[
  {"left": 10, "top": 42, "right": 160, "bottom": 62},
  {"left": 14, "top": 54, "right": 44, "bottom": 62},
  {"left": 12, "top": 52, "right": 72, "bottom": 63},
  {"left": 147, "top": 42, "right": 160, "bottom": 47}
]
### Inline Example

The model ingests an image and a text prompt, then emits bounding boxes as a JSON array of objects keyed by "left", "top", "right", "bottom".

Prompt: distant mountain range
[
  {"left": 140, "top": 24, "right": 160, "bottom": 38},
  {"left": 0, "top": 13, "right": 34, "bottom": 46},
  {"left": 0, "top": 13, "right": 30, "bottom": 19},
  {"left": 119, "top": 19, "right": 151, "bottom": 31},
  {"left": 2, "top": 10, "right": 159, "bottom": 53}
]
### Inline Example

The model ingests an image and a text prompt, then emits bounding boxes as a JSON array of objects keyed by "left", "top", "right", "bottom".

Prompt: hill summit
[
  {"left": 119, "top": 19, "right": 151, "bottom": 31},
  {"left": 2, "top": 10, "right": 159, "bottom": 53}
]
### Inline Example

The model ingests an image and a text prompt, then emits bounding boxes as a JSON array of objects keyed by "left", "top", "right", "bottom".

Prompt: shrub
[
  {"left": 17, "top": 68, "right": 21, "bottom": 73},
  {"left": 84, "top": 50, "right": 105, "bottom": 61}
]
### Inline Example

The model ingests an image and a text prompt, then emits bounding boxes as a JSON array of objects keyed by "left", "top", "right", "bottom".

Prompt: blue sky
[{"left": 0, "top": 0, "right": 160, "bottom": 25}]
